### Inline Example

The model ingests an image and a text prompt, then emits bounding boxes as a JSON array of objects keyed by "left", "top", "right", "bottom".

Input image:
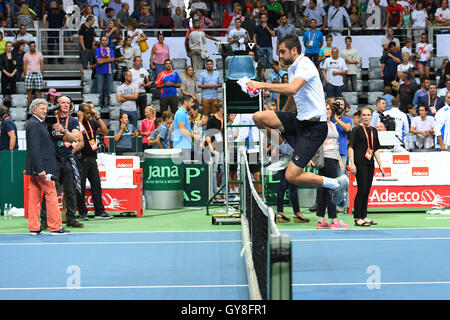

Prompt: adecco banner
[{"left": 94, "top": 153, "right": 141, "bottom": 189}]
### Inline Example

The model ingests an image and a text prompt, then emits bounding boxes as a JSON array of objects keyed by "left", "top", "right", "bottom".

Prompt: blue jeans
[
  {"left": 120, "top": 110, "right": 138, "bottom": 128},
  {"left": 258, "top": 47, "right": 273, "bottom": 68},
  {"left": 325, "top": 83, "right": 343, "bottom": 98},
  {"left": 97, "top": 73, "right": 113, "bottom": 107}
]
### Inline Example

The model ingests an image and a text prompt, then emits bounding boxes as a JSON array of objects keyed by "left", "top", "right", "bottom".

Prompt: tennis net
[{"left": 239, "top": 148, "right": 292, "bottom": 300}]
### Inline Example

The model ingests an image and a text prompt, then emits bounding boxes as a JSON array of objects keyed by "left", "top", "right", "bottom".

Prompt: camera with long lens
[
  {"left": 331, "top": 100, "right": 345, "bottom": 118},
  {"left": 379, "top": 113, "right": 396, "bottom": 131}
]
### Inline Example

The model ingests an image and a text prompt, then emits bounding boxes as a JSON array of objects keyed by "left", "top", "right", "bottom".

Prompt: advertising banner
[{"left": 183, "top": 162, "right": 211, "bottom": 206}]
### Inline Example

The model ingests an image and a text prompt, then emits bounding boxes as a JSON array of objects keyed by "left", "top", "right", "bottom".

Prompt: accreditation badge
[
  {"left": 365, "top": 148, "right": 373, "bottom": 161},
  {"left": 89, "top": 139, "right": 98, "bottom": 151},
  {"left": 308, "top": 40, "right": 314, "bottom": 47}
]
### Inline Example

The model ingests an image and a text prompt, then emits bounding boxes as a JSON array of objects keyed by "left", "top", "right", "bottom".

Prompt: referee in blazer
[{"left": 25, "top": 98, "right": 70, "bottom": 235}]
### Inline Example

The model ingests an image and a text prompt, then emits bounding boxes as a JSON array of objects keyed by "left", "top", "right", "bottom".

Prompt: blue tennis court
[{"left": 1, "top": 227, "right": 450, "bottom": 300}]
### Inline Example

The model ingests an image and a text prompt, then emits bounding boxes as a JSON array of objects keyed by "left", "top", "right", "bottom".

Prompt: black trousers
[
  {"left": 160, "top": 96, "right": 178, "bottom": 114},
  {"left": 354, "top": 164, "right": 375, "bottom": 220},
  {"left": 277, "top": 169, "right": 299, "bottom": 213},
  {"left": 40, "top": 157, "right": 78, "bottom": 222},
  {"left": 1, "top": 74, "right": 16, "bottom": 95},
  {"left": 76, "top": 156, "right": 105, "bottom": 216},
  {"left": 137, "top": 93, "right": 147, "bottom": 120},
  {"left": 317, "top": 158, "right": 338, "bottom": 219}
]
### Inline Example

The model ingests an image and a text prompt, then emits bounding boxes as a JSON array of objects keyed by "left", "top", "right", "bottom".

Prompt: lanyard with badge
[
  {"left": 428, "top": 94, "right": 437, "bottom": 114},
  {"left": 362, "top": 125, "right": 374, "bottom": 160},
  {"left": 56, "top": 115, "right": 71, "bottom": 148},
  {"left": 308, "top": 31, "right": 316, "bottom": 48},
  {"left": 83, "top": 120, "right": 98, "bottom": 151}
]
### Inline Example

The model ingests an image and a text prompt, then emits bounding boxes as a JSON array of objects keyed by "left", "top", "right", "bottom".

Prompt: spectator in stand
[
  {"left": 126, "top": 19, "right": 147, "bottom": 57},
  {"left": 0, "top": 41, "right": 18, "bottom": 96},
  {"left": 401, "top": 37, "right": 413, "bottom": 59},
  {"left": 302, "top": 0, "right": 327, "bottom": 30},
  {"left": 327, "top": 0, "right": 352, "bottom": 36},
  {"left": 227, "top": 17, "right": 250, "bottom": 55},
  {"left": 413, "top": 78, "right": 430, "bottom": 107},
  {"left": 16, "top": 3, "right": 36, "bottom": 30},
  {"left": 140, "top": 105, "right": 156, "bottom": 151},
  {"left": 382, "top": 86, "right": 395, "bottom": 110},
  {"left": 129, "top": 56, "right": 150, "bottom": 120},
  {"left": 384, "top": 97, "right": 410, "bottom": 141},
  {"left": 340, "top": 36, "right": 360, "bottom": 92},
  {"left": 79, "top": 16, "right": 96, "bottom": 80},
  {"left": 434, "top": 92, "right": 450, "bottom": 151},
  {"left": 23, "top": 41, "right": 44, "bottom": 106},
  {"left": 155, "top": 59, "right": 182, "bottom": 114},
  {"left": 190, "top": 0, "right": 208, "bottom": 13},
  {"left": 438, "top": 78, "right": 450, "bottom": 98},
  {"left": 266, "top": 0, "right": 284, "bottom": 28},
  {"left": 282, "top": 0, "right": 298, "bottom": 26},
  {"left": 174, "top": 95, "right": 201, "bottom": 161},
  {"left": 43, "top": 1, "right": 68, "bottom": 65},
  {"left": 45, "top": 88, "right": 60, "bottom": 111},
  {"left": 437, "top": 59, "right": 449, "bottom": 89},
  {"left": 365, "top": 0, "right": 387, "bottom": 30},
  {"left": 242, "top": 7, "right": 257, "bottom": 40},
  {"left": 15, "top": 25, "right": 34, "bottom": 53},
  {"left": 277, "top": 73, "right": 290, "bottom": 110},
  {"left": 148, "top": 111, "right": 173, "bottom": 149},
  {"left": 323, "top": 47, "right": 348, "bottom": 98},
  {"left": 402, "top": 5, "right": 412, "bottom": 28},
  {"left": 405, "top": 104, "right": 417, "bottom": 128},
  {"left": 156, "top": 8, "right": 175, "bottom": 35},
  {"left": 117, "top": 70, "right": 139, "bottom": 128},
  {"left": 353, "top": 110, "right": 361, "bottom": 126},
  {"left": 412, "top": 2, "right": 429, "bottom": 44},
  {"left": 181, "top": 65, "right": 199, "bottom": 107},
  {"left": 417, "top": 82, "right": 445, "bottom": 115},
  {"left": 253, "top": 12, "right": 276, "bottom": 81},
  {"left": 318, "top": 34, "right": 334, "bottom": 70},
  {"left": 196, "top": 9, "right": 214, "bottom": 29},
  {"left": 276, "top": 14, "right": 297, "bottom": 54},
  {"left": 185, "top": 19, "right": 218, "bottom": 70},
  {"left": 198, "top": 59, "right": 222, "bottom": 116},
  {"left": 222, "top": 3, "right": 245, "bottom": 31},
  {"left": 81, "top": 5, "right": 99, "bottom": 28},
  {"left": 170, "top": 0, "right": 185, "bottom": 17},
  {"left": 435, "top": 0, "right": 450, "bottom": 26},
  {"left": 114, "top": 113, "right": 139, "bottom": 155},
  {"left": 115, "top": 36, "right": 135, "bottom": 82},
  {"left": 0, "top": 105, "right": 18, "bottom": 151},
  {"left": 303, "top": 19, "right": 324, "bottom": 70},
  {"left": 116, "top": 2, "right": 131, "bottom": 29},
  {"left": 398, "top": 72, "right": 418, "bottom": 112},
  {"left": 138, "top": 5, "right": 156, "bottom": 32},
  {"left": 410, "top": 105, "right": 435, "bottom": 149},
  {"left": 131, "top": 0, "right": 149, "bottom": 20},
  {"left": 150, "top": 33, "right": 170, "bottom": 81},
  {"left": 397, "top": 51, "right": 414, "bottom": 85},
  {"left": 385, "top": 0, "right": 403, "bottom": 28},
  {"left": 381, "top": 27, "right": 400, "bottom": 55},
  {"left": 218, "top": 0, "right": 233, "bottom": 25},
  {"left": 381, "top": 41, "right": 401, "bottom": 89},
  {"left": 108, "top": 0, "right": 122, "bottom": 17},
  {"left": 416, "top": 33, "right": 433, "bottom": 84},
  {"left": 96, "top": 36, "right": 124, "bottom": 109},
  {"left": 100, "top": 8, "right": 115, "bottom": 33}
]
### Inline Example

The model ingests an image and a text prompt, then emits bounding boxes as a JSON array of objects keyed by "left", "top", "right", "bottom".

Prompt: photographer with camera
[
  {"left": 384, "top": 97, "right": 410, "bottom": 142},
  {"left": 42, "top": 96, "right": 84, "bottom": 229},
  {"left": 370, "top": 97, "right": 387, "bottom": 127},
  {"left": 76, "top": 103, "right": 112, "bottom": 220}
]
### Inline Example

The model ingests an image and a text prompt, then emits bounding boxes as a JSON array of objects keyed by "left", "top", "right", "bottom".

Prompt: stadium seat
[
  {"left": 110, "top": 94, "right": 119, "bottom": 106},
  {"left": 109, "top": 120, "right": 119, "bottom": 131},
  {"left": 11, "top": 94, "right": 28, "bottom": 108},
  {"left": 349, "top": 104, "right": 359, "bottom": 116},
  {"left": 83, "top": 69, "right": 92, "bottom": 82},
  {"left": 15, "top": 121, "right": 25, "bottom": 131},
  {"left": 368, "top": 91, "right": 383, "bottom": 104},
  {"left": 342, "top": 92, "right": 358, "bottom": 105},
  {"left": 83, "top": 93, "right": 99, "bottom": 106},
  {"left": 16, "top": 82, "right": 26, "bottom": 94},
  {"left": 10, "top": 108, "right": 27, "bottom": 121},
  {"left": 216, "top": 58, "right": 223, "bottom": 70},
  {"left": 369, "top": 79, "right": 384, "bottom": 92},
  {"left": 83, "top": 81, "right": 93, "bottom": 93},
  {"left": 368, "top": 68, "right": 381, "bottom": 80},
  {"left": 227, "top": 56, "right": 257, "bottom": 80},
  {"left": 172, "top": 58, "right": 187, "bottom": 70},
  {"left": 147, "top": 93, "right": 153, "bottom": 105},
  {"left": 110, "top": 107, "right": 120, "bottom": 120},
  {"left": 369, "top": 57, "right": 381, "bottom": 69},
  {"left": 432, "top": 56, "right": 447, "bottom": 70}
]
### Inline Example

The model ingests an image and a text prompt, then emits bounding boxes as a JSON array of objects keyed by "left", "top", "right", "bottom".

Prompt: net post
[{"left": 269, "top": 233, "right": 292, "bottom": 300}]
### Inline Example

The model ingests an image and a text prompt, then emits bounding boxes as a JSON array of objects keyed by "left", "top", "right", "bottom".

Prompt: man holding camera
[
  {"left": 76, "top": 103, "right": 112, "bottom": 220},
  {"left": 26, "top": 99, "right": 70, "bottom": 235},
  {"left": 370, "top": 97, "right": 387, "bottom": 127},
  {"left": 44, "top": 96, "right": 84, "bottom": 228}
]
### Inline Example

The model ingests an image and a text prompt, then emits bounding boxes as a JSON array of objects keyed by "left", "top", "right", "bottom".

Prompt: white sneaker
[
  {"left": 330, "top": 175, "right": 349, "bottom": 205},
  {"left": 267, "top": 157, "right": 290, "bottom": 172}
]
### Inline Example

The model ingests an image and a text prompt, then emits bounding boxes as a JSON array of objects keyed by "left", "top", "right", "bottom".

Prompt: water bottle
[
  {"left": 142, "top": 195, "right": 146, "bottom": 210},
  {"left": 3, "top": 204, "right": 7, "bottom": 220},
  {"left": 8, "top": 204, "right": 12, "bottom": 220}
]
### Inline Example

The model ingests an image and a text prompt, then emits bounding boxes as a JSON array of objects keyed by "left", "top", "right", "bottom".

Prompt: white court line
[
  {"left": 0, "top": 230, "right": 242, "bottom": 236},
  {"left": 284, "top": 227, "right": 450, "bottom": 232},
  {"left": 0, "top": 240, "right": 242, "bottom": 246},
  {"left": 0, "top": 284, "right": 248, "bottom": 291},
  {"left": 293, "top": 281, "right": 450, "bottom": 287},
  {"left": 291, "top": 237, "right": 450, "bottom": 242}
]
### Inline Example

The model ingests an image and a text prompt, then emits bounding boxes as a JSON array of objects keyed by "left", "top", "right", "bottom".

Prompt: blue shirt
[
  {"left": 381, "top": 50, "right": 401, "bottom": 78},
  {"left": 383, "top": 94, "right": 394, "bottom": 111},
  {"left": 95, "top": 46, "right": 115, "bottom": 75},
  {"left": 413, "top": 88, "right": 427, "bottom": 107},
  {"left": 0, "top": 116, "right": 18, "bottom": 151},
  {"left": 155, "top": 70, "right": 182, "bottom": 98},
  {"left": 199, "top": 70, "right": 222, "bottom": 100},
  {"left": 114, "top": 124, "right": 136, "bottom": 149},
  {"left": 151, "top": 123, "right": 171, "bottom": 149},
  {"left": 302, "top": 29, "right": 324, "bottom": 55},
  {"left": 173, "top": 108, "right": 191, "bottom": 150},
  {"left": 331, "top": 116, "right": 352, "bottom": 156}
]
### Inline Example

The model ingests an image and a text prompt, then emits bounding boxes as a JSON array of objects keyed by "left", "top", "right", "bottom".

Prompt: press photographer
[{"left": 42, "top": 95, "right": 84, "bottom": 229}]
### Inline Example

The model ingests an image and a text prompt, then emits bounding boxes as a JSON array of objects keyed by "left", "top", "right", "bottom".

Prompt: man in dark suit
[{"left": 26, "top": 98, "right": 70, "bottom": 235}]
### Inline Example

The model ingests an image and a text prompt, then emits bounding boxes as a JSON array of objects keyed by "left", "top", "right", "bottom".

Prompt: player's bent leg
[
  {"left": 253, "top": 110, "right": 284, "bottom": 131},
  {"left": 284, "top": 162, "right": 324, "bottom": 187}
]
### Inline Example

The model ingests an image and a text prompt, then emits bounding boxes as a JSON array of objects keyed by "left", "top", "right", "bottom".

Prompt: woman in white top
[
  {"left": 126, "top": 19, "right": 148, "bottom": 57},
  {"left": 117, "top": 36, "right": 136, "bottom": 82},
  {"left": 411, "top": 2, "right": 429, "bottom": 43},
  {"left": 396, "top": 52, "right": 414, "bottom": 85},
  {"left": 81, "top": 6, "right": 99, "bottom": 28},
  {"left": 415, "top": 32, "right": 433, "bottom": 83}
]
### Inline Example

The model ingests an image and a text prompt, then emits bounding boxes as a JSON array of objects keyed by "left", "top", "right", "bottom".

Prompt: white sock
[{"left": 322, "top": 177, "right": 340, "bottom": 190}]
